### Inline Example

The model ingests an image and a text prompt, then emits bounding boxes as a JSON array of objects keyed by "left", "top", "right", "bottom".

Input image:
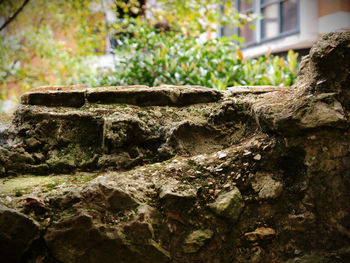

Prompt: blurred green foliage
[
  {"left": 0, "top": 0, "right": 105, "bottom": 103},
  {"left": 148, "top": 0, "right": 258, "bottom": 38},
  {"left": 99, "top": 0, "right": 298, "bottom": 90},
  {"left": 98, "top": 22, "right": 299, "bottom": 90}
]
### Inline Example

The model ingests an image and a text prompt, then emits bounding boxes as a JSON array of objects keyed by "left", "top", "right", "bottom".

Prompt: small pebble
[
  {"left": 243, "top": 150, "right": 252, "bottom": 156},
  {"left": 262, "top": 145, "right": 269, "bottom": 151},
  {"left": 153, "top": 111, "right": 162, "bottom": 118},
  {"left": 223, "top": 183, "right": 231, "bottom": 189},
  {"left": 253, "top": 154, "right": 262, "bottom": 160},
  {"left": 218, "top": 153, "right": 227, "bottom": 159}
]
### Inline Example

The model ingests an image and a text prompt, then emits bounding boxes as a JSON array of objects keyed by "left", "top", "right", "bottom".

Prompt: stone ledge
[
  {"left": 21, "top": 91, "right": 86, "bottom": 108},
  {"left": 21, "top": 84, "right": 88, "bottom": 107},
  {"left": 21, "top": 85, "right": 222, "bottom": 107},
  {"left": 27, "top": 84, "right": 89, "bottom": 93},
  {"left": 227, "top": 86, "right": 291, "bottom": 94}
]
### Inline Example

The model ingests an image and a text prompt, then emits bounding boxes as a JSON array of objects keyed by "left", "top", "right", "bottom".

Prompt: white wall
[
  {"left": 242, "top": 0, "right": 319, "bottom": 58},
  {"left": 318, "top": 11, "right": 350, "bottom": 34}
]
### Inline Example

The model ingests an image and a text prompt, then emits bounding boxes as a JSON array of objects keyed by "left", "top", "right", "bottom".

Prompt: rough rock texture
[
  {"left": 209, "top": 187, "right": 244, "bottom": 221},
  {"left": 0, "top": 32, "right": 350, "bottom": 263},
  {"left": 0, "top": 206, "right": 39, "bottom": 262},
  {"left": 1, "top": 85, "right": 235, "bottom": 175},
  {"left": 183, "top": 229, "right": 214, "bottom": 253},
  {"left": 250, "top": 172, "right": 283, "bottom": 199}
]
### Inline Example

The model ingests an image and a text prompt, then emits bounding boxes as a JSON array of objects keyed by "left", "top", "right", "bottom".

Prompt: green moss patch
[{"left": 0, "top": 173, "right": 99, "bottom": 197}]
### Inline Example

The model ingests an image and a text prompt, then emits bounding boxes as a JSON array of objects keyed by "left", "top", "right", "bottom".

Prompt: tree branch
[{"left": 0, "top": 0, "right": 30, "bottom": 32}]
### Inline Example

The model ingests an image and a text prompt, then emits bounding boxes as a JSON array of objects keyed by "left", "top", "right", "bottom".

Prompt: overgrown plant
[
  {"left": 101, "top": 0, "right": 298, "bottom": 90},
  {"left": 233, "top": 49, "right": 299, "bottom": 86},
  {"left": 99, "top": 22, "right": 299, "bottom": 90}
]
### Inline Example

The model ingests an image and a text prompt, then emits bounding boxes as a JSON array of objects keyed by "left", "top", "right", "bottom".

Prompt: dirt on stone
[{"left": 0, "top": 32, "right": 350, "bottom": 263}]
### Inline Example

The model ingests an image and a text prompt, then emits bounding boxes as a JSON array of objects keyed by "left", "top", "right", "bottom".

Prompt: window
[
  {"left": 261, "top": 0, "right": 299, "bottom": 40},
  {"left": 238, "top": 0, "right": 256, "bottom": 45},
  {"left": 225, "top": 0, "right": 299, "bottom": 46}
]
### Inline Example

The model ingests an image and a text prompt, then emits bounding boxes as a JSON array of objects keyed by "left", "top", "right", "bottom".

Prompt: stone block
[
  {"left": 21, "top": 84, "right": 88, "bottom": 107},
  {"left": 21, "top": 91, "right": 85, "bottom": 107},
  {"left": 87, "top": 85, "right": 221, "bottom": 106}
]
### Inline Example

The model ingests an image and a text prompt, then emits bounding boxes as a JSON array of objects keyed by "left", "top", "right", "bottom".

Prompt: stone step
[
  {"left": 21, "top": 85, "right": 222, "bottom": 107},
  {"left": 21, "top": 84, "right": 88, "bottom": 107},
  {"left": 227, "top": 86, "right": 290, "bottom": 94}
]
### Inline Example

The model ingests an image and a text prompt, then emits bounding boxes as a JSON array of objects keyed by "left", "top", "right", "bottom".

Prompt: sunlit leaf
[{"left": 236, "top": 49, "right": 244, "bottom": 61}]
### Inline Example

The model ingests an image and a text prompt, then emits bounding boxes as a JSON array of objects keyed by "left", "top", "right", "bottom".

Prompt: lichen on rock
[
  {"left": 182, "top": 229, "right": 214, "bottom": 253},
  {"left": 250, "top": 172, "right": 283, "bottom": 199},
  {"left": 209, "top": 187, "right": 244, "bottom": 221}
]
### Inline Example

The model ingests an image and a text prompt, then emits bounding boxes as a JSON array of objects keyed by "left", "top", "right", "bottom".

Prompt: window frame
[
  {"left": 260, "top": 0, "right": 300, "bottom": 42},
  {"left": 233, "top": 0, "right": 300, "bottom": 47}
]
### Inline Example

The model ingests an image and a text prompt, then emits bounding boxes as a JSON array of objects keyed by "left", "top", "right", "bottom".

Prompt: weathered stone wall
[
  {"left": 0, "top": 85, "right": 256, "bottom": 175},
  {"left": 0, "top": 32, "right": 349, "bottom": 263}
]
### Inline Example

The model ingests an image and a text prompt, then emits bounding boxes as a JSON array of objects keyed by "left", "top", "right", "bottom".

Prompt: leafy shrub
[
  {"left": 98, "top": 26, "right": 299, "bottom": 90},
  {"left": 0, "top": 0, "right": 105, "bottom": 102}
]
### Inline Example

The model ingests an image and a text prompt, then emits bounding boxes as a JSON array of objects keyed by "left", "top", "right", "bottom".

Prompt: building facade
[{"left": 221, "top": 0, "right": 350, "bottom": 58}]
